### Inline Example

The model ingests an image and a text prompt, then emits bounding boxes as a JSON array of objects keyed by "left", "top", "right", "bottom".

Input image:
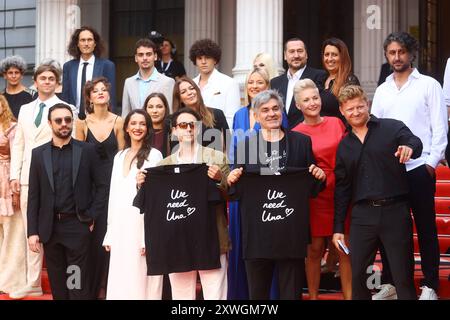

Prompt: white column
[
  {"left": 232, "top": 0, "right": 283, "bottom": 87},
  {"left": 184, "top": 0, "right": 220, "bottom": 78},
  {"left": 354, "top": 0, "right": 399, "bottom": 99},
  {"left": 36, "top": 0, "right": 80, "bottom": 67}
]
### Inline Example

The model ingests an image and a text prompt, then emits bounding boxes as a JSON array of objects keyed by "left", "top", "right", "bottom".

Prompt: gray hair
[
  {"left": 252, "top": 89, "right": 284, "bottom": 113},
  {"left": 294, "top": 78, "right": 319, "bottom": 104},
  {"left": 0, "top": 55, "right": 27, "bottom": 74},
  {"left": 39, "top": 58, "right": 62, "bottom": 73}
]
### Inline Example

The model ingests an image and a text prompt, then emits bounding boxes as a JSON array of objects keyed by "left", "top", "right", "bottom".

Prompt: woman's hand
[{"left": 136, "top": 169, "right": 148, "bottom": 189}]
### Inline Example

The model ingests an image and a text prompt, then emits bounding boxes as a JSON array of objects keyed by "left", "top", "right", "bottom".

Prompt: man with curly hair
[
  {"left": 62, "top": 26, "right": 116, "bottom": 118},
  {"left": 0, "top": 55, "right": 36, "bottom": 118},
  {"left": 372, "top": 31, "right": 448, "bottom": 300},
  {"left": 190, "top": 39, "right": 240, "bottom": 129}
]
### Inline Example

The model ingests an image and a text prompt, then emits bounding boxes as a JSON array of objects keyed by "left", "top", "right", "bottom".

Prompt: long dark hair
[
  {"left": 172, "top": 76, "right": 215, "bottom": 128},
  {"left": 321, "top": 38, "right": 353, "bottom": 97},
  {"left": 123, "top": 109, "right": 154, "bottom": 169},
  {"left": 67, "top": 26, "right": 105, "bottom": 59},
  {"left": 142, "top": 92, "right": 170, "bottom": 125}
]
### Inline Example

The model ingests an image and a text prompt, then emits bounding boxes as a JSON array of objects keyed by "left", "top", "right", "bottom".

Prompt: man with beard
[
  {"left": 9, "top": 64, "right": 76, "bottom": 299},
  {"left": 371, "top": 31, "right": 448, "bottom": 300},
  {"left": 26, "top": 104, "right": 108, "bottom": 300},
  {"left": 270, "top": 38, "right": 326, "bottom": 128}
]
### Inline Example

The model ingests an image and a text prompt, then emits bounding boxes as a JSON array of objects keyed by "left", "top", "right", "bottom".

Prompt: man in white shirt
[
  {"left": 270, "top": 38, "right": 325, "bottom": 128},
  {"left": 443, "top": 58, "right": 450, "bottom": 161},
  {"left": 371, "top": 31, "right": 448, "bottom": 300},
  {"left": 122, "top": 38, "right": 175, "bottom": 117},
  {"left": 9, "top": 64, "right": 77, "bottom": 299},
  {"left": 190, "top": 39, "right": 241, "bottom": 129}
]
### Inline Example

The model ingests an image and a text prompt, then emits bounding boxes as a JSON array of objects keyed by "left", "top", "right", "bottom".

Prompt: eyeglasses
[
  {"left": 176, "top": 122, "right": 196, "bottom": 129},
  {"left": 53, "top": 116, "right": 73, "bottom": 125}
]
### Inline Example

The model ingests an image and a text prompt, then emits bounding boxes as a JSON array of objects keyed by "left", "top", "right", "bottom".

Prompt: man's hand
[
  {"left": 28, "top": 235, "right": 41, "bottom": 253},
  {"left": 104, "top": 245, "right": 111, "bottom": 252},
  {"left": 227, "top": 168, "right": 243, "bottom": 186},
  {"left": 140, "top": 248, "right": 146, "bottom": 257},
  {"left": 425, "top": 164, "right": 436, "bottom": 179},
  {"left": 207, "top": 165, "right": 222, "bottom": 182},
  {"left": 395, "top": 145, "right": 413, "bottom": 164},
  {"left": 332, "top": 233, "right": 345, "bottom": 253},
  {"left": 309, "top": 164, "right": 326, "bottom": 181},
  {"left": 10, "top": 179, "right": 20, "bottom": 194}
]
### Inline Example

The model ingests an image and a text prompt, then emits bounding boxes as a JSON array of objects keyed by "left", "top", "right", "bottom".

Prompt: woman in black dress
[
  {"left": 320, "top": 38, "right": 360, "bottom": 121},
  {"left": 75, "top": 76, "right": 125, "bottom": 299}
]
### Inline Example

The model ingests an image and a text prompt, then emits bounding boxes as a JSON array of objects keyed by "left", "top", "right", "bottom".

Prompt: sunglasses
[
  {"left": 176, "top": 122, "right": 196, "bottom": 129},
  {"left": 53, "top": 116, "right": 73, "bottom": 125}
]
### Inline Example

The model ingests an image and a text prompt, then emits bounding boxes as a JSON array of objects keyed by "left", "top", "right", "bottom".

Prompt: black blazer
[
  {"left": 27, "top": 139, "right": 109, "bottom": 243},
  {"left": 270, "top": 66, "right": 326, "bottom": 129}
]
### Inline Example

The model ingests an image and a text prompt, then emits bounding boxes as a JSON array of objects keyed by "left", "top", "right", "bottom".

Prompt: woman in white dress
[{"left": 103, "top": 109, "right": 163, "bottom": 300}]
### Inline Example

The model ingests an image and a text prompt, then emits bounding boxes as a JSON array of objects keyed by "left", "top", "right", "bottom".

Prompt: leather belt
[
  {"left": 55, "top": 212, "right": 76, "bottom": 220},
  {"left": 364, "top": 196, "right": 408, "bottom": 207}
]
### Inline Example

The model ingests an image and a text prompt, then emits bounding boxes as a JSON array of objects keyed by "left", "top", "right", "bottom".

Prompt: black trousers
[
  {"left": 87, "top": 210, "right": 109, "bottom": 299},
  {"left": 245, "top": 258, "right": 305, "bottom": 300},
  {"left": 350, "top": 200, "right": 416, "bottom": 300},
  {"left": 379, "top": 165, "right": 440, "bottom": 290},
  {"left": 43, "top": 217, "right": 91, "bottom": 300}
]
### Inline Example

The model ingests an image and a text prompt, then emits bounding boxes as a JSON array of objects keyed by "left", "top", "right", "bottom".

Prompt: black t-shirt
[
  {"left": 133, "top": 163, "right": 222, "bottom": 275},
  {"left": 259, "top": 137, "right": 287, "bottom": 174},
  {"left": 3, "top": 90, "right": 35, "bottom": 119},
  {"left": 235, "top": 168, "right": 315, "bottom": 260}
]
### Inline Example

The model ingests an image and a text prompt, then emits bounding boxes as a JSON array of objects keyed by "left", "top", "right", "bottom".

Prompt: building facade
[{"left": 1, "top": 0, "right": 449, "bottom": 105}]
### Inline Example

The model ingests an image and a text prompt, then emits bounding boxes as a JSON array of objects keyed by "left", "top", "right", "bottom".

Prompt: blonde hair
[
  {"left": 293, "top": 79, "right": 319, "bottom": 104},
  {"left": 0, "top": 95, "right": 15, "bottom": 130},
  {"left": 338, "top": 85, "right": 368, "bottom": 105},
  {"left": 244, "top": 67, "right": 270, "bottom": 106},
  {"left": 253, "top": 52, "right": 278, "bottom": 79}
]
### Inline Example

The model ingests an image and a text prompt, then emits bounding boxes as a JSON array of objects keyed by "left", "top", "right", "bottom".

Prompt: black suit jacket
[
  {"left": 27, "top": 139, "right": 109, "bottom": 243},
  {"left": 270, "top": 66, "right": 326, "bottom": 129}
]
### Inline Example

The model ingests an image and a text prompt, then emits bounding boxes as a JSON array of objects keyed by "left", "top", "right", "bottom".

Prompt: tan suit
[
  {"left": 158, "top": 146, "right": 231, "bottom": 299},
  {"left": 10, "top": 95, "right": 76, "bottom": 288},
  {"left": 121, "top": 69, "right": 175, "bottom": 117}
]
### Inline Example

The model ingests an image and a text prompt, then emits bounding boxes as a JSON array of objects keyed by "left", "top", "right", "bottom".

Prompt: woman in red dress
[{"left": 292, "top": 79, "right": 351, "bottom": 300}]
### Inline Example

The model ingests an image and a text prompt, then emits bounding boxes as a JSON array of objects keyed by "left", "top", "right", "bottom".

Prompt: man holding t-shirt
[{"left": 227, "top": 90, "right": 326, "bottom": 300}]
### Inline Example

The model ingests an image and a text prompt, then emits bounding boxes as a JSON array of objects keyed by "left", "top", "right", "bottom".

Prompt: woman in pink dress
[
  {"left": 291, "top": 79, "right": 351, "bottom": 300},
  {"left": 0, "top": 94, "right": 26, "bottom": 294}
]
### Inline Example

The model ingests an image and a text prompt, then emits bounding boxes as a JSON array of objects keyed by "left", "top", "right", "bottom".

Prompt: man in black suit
[
  {"left": 27, "top": 103, "right": 108, "bottom": 300},
  {"left": 270, "top": 38, "right": 326, "bottom": 129}
]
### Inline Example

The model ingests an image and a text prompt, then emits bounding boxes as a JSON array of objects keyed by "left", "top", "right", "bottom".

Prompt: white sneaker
[
  {"left": 372, "top": 284, "right": 398, "bottom": 300},
  {"left": 418, "top": 286, "right": 438, "bottom": 300},
  {"left": 9, "top": 286, "right": 43, "bottom": 300}
]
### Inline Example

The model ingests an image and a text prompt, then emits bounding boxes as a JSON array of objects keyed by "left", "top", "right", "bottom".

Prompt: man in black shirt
[
  {"left": 228, "top": 90, "right": 326, "bottom": 300},
  {"left": 27, "top": 103, "right": 108, "bottom": 300},
  {"left": 332, "top": 85, "right": 422, "bottom": 300}
]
